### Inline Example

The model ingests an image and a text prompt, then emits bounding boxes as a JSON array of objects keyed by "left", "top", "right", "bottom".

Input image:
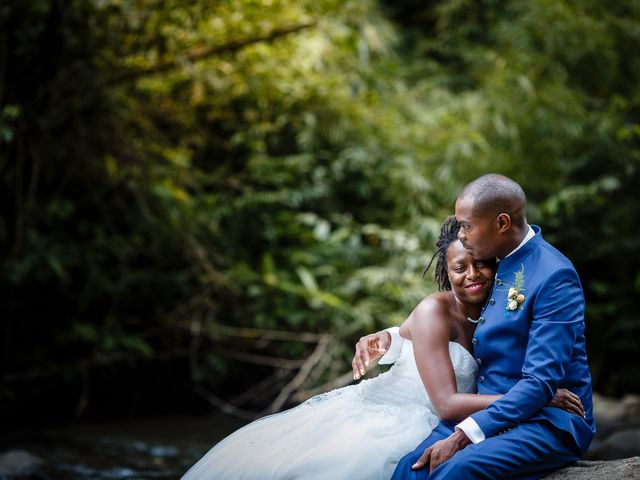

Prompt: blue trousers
[{"left": 391, "top": 420, "right": 581, "bottom": 480}]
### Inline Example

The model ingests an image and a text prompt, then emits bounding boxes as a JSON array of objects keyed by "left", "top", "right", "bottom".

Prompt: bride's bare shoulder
[
  {"left": 416, "top": 292, "right": 452, "bottom": 317},
  {"left": 401, "top": 292, "right": 451, "bottom": 338}
]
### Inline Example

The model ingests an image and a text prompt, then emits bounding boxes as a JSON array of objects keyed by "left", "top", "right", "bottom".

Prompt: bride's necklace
[{"left": 452, "top": 293, "right": 480, "bottom": 324}]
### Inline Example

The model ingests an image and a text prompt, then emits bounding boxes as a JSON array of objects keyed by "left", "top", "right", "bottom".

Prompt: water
[{"left": 3, "top": 414, "right": 248, "bottom": 479}]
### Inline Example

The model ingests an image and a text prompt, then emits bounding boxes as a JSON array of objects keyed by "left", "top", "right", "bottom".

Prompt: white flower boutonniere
[{"left": 505, "top": 265, "right": 526, "bottom": 314}]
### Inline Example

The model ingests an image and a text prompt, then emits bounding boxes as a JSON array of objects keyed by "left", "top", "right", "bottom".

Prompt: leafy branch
[{"left": 108, "top": 20, "right": 318, "bottom": 85}]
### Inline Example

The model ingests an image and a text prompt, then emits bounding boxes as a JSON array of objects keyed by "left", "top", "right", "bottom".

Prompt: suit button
[
  {"left": 476, "top": 358, "right": 482, "bottom": 365},
  {"left": 489, "top": 299, "right": 495, "bottom": 306},
  {"left": 479, "top": 376, "right": 485, "bottom": 382},
  {"left": 472, "top": 338, "right": 478, "bottom": 345},
  {"left": 496, "top": 279, "right": 503, "bottom": 286}
]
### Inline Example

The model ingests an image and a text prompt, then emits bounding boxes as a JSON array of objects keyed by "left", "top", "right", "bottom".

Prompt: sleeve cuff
[
  {"left": 378, "top": 326, "right": 403, "bottom": 365},
  {"left": 456, "top": 417, "right": 486, "bottom": 444}
]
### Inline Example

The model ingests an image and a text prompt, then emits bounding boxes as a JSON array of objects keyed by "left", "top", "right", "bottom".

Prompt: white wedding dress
[{"left": 181, "top": 340, "right": 478, "bottom": 480}]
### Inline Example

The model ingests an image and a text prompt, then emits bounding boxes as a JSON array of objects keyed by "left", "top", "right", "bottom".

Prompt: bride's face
[{"left": 446, "top": 240, "right": 495, "bottom": 304}]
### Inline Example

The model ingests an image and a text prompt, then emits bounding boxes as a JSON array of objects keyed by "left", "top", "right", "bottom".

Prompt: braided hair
[{"left": 423, "top": 215, "right": 460, "bottom": 291}]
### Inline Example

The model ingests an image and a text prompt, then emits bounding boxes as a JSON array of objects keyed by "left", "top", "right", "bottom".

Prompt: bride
[{"left": 181, "top": 217, "right": 583, "bottom": 480}]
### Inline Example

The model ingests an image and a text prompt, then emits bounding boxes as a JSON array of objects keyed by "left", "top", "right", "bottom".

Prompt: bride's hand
[
  {"left": 352, "top": 331, "right": 391, "bottom": 380},
  {"left": 548, "top": 388, "right": 585, "bottom": 417}
]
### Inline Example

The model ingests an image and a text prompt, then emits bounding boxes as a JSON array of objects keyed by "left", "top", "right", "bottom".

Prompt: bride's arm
[{"left": 408, "top": 298, "right": 501, "bottom": 422}]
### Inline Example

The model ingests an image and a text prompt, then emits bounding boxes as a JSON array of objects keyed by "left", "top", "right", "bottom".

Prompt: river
[{"left": 4, "top": 414, "right": 248, "bottom": 479}]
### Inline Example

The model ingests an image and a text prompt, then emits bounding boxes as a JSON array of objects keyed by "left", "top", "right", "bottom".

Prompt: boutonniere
[{"left": 504, "top": 264, "right": 525, "bottom": 315}]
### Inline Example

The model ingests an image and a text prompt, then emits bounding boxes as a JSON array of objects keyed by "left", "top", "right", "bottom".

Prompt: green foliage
[{"left": 1, "top": 0, "right": 639, "bottom": 419}]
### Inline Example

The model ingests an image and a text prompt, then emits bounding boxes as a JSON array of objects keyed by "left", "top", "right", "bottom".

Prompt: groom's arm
[{"left": 460, "top": 266, "right": 585, "bottom": 442}]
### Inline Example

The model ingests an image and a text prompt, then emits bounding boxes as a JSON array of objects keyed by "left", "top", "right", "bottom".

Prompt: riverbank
[
  {"left": 2, "top": 392, "right": 639, "bottom": 479},
  {"left": 1, "top": 414, "right": 247, "bottom": 479}
]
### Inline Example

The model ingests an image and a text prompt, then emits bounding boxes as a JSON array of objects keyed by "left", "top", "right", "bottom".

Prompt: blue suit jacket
[{"left": 470, "top": 225, "right": 595, "bottom": 453}]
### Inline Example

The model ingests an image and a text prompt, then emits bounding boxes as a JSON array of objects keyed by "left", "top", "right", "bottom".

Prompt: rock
[
  {"left": 624, "top": 395, "right": 640, "bottom": 423},
  {"left": 593, "top": 393, "right": 640, "bottom": 424},
  {"left": 544, "top": 457, "right": 640, "bottom": 479},
  {"left": 588, "top": 392, "right": 640, "bottom": 460},
  {"left": 587, "top": 429, "right": 640, "bottom": 460},
  {"left": 0, "top": 450, "right": 47, "bottom": 480},
  {"left": 593, "top": 392, "right": 628, "bottom": 423}
]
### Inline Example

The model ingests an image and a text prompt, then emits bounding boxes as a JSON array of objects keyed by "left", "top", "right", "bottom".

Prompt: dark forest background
[{"left": 1, "top": 0, "right": 639, "bottom": 426}]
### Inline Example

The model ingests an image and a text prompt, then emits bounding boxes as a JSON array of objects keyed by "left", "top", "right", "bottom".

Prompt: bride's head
[{"left": 424, "top": 216, "right": 496, "bottom": 304}]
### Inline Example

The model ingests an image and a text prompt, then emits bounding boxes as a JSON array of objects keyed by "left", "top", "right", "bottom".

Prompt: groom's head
[{"left": 455, "top": 174, "right": 528, "bottom": 260}]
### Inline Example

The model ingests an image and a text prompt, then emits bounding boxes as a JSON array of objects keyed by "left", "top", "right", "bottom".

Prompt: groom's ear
[{"left": 496, "top": 213, "right": 511, "bottom": 233}]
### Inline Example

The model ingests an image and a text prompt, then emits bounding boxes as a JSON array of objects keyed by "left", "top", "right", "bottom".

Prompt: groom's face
[{"left": 455, "top": 197, "right": 499, "bottom": 260}]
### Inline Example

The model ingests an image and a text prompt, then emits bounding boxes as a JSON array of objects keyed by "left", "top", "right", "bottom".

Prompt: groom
[{"left": 356, "top": 174, "right": 595, "bottom": 479}]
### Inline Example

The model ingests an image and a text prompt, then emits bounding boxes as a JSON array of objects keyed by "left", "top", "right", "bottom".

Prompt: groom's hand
[
  {"left": 412, "top": 429, "right": 471, "bottom": 473},
  {"left": 352, "top": 331, "right": 391, "bottom": 380}
]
